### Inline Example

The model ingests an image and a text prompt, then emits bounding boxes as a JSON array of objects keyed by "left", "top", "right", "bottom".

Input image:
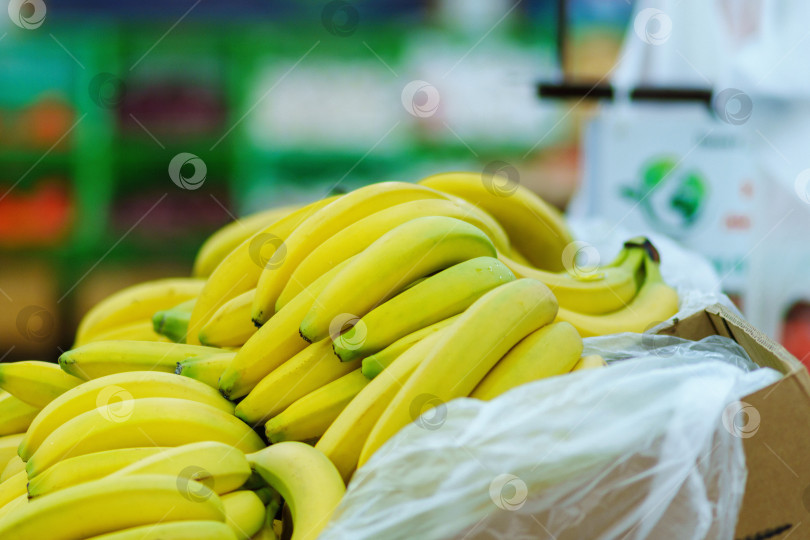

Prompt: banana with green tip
[
  {"left": 221, "top": 490, "right": 266, "bottom": 539},
  {"left": 0, "top": 361, "right": 82, "bottom": 408},
  {"left": 199, "top": 289, "right": 256, "bottom": 347},
  {"left": 176, "top": 352, "right": 236, "bottom": 389},
  {"left": 152, "top": 298, "right": 196, "bottom": 342},
  {"left": 0, "top": 392, "right": 39, "bottom": 437},
  {"left": 572, "top": 354, "right": 607, "bottom": 371}
]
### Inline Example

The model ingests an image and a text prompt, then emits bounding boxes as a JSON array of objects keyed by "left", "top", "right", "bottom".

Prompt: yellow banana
[
  {"left": 265, "top": 370, "right": 369, "bottom": 443},
  {"left": 221, "top": 490, "right": 266, "bottom": 539},
  {"left": 235, "top": 338, "right": 359, "bottom": 426},
  {"left": 86, "top": 520, "right": 237, "bottom": 540},
  {"left": 0, "top": 493, "right": 25, "bottom": 519},
  {"left": 360, "top": 278, "right": 557, "bottom": 465},
  {"left": 0, "top": 456, "right": 23, "bottom": 482},
  {"left": 334, "top": 256, "right": 514, "bottom": 362},
  {"left": 0, "top": 392, "right": 39, "bottom": 437},
  {"left": 19, "top": 371, "right": 233, "bottom": 461},
  {"left": 176, "top": 352, "right": 236, "bottom": 389},
  {"left": 572, "top": 354, "right": 607, "bottom": 371},
  {"left": 471, "top": 321, "right": 583, "bottom": 400},
  {"left": 187, "top": 197, "right": 338, "bottom": 345},
  {"left": 0, "top": 472, "right": 26, "bottom": 511},
  {"left": 300, "top": 216, "right": 497, "bottom": 343},
  {"left": 248, "top": 442, "right": 345, "bottom": 540},
  {"left": 86, "top": 320, "right": 169, "bottom": 343},
  {"left": 0, "top": 361, "right": 82, "bottom": 408},
  {"left": 26, "top": 397, "right": 264, "bottom": 477},
  {"left": 0, "top": 434, "right": 24, "bottom": 471},
  {"left": 0, "top": 475, "right": 226, "bottom": 540},
  {"left": 252, "top": 182, "right": 449, "bottom": 325},
  {"left": 199, "top": 289, "right": 256, "bottom": 347},
  {"left": 419, "top": 171, "right": 573, "bottom": 271},
  {"left": 152, "top": 298, "right": 197, "bottom": 343},
  {"left": 75, "top": 278, "right": 204, "bottom": 346}
]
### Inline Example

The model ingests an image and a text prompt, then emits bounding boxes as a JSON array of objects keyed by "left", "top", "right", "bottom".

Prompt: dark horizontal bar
[{"left": 538, "top": 82, "right": 713, "bottom": 105}]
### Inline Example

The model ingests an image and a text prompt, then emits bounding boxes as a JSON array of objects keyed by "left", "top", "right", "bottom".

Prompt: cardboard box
[{"left": 659, "top": 304, "right": 810, "bottom": 539}]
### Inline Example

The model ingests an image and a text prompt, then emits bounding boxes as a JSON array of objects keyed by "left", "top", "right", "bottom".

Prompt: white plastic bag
[{"left": 321, "top": 336, "right": 780, "bottom": 540}]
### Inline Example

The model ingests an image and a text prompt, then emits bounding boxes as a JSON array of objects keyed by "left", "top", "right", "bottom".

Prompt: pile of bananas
[{"left": 0, "top": 172, "right": 679, "bottom": 539}]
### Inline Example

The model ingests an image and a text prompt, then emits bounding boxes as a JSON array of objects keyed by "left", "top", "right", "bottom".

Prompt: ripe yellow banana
[
  {"left": 419, "top": 171, "right": 573, "bottom": 271},
  {"left": 152, "top": 298, "right": 196, "bottom": 343},
  {"left": 252, "top": 182, "right": 450, "bottom": 326},
  {"left": 176, "top": 352, "right": 236, "bottom": 389},
  {"left": 85, "top": 520, "right": 237, "bottom": 540},
  {"left": 75, "top": 278, "right": 204, "bottom": 346},
  {"left": 110, "top": 442, "right": 251, "bottom": 495},
  {"left": 265, "top": 370, "right": 369, "bottom": 443},
  {"left": 218, "top": 257, "right": 354, "bottom": 400},
  {"left": 221, "top": 490, "right": 266, "bottom": 539},
  {"left": 187, "top": 197, "right": 338, "bottom": 345},
  {"left": 276, "top": 197, "right": 511, "bottom": 309},
  {"left": 0, "top": 456, "right": 23, "bottom": 482},
  {"left": 556, "top": 254, "right": 679, "bottom": 337},
  {"left": 0, "top": 361, "right": 82, "bottom": 408},
  {"left": 193, "top": 204, "right": 298, "bottom": 278},
  {"left": 300, "top": 216, "right": 497, "bottom": 343},
  {"left": 27, "top": 447, "right": 167, "bottom": 498},
  {"left": 0, "top": 474, "right": 226, "bottom": 540},
  {"left": 334, "top": 256, "right": 514, "bottom": 362},
  {"left": 0, "top": 471, "right": 26, "bottom": 511},
  {"left": 0, "top": 493, "right": 25, "bottom": 519},
  {"left": 317, "top": 329, "right": 448, "bottom": 482},
  {"left": 471, "top": 321, "right": 583, "bottom": 400},
  {"left": 59, "top": 340, "right": 228, "bottom": 379},
  {"left": 26, "top": 397, "right": 264, "bottom": 477},
  {"left": 235, "top": 338, "right": 360, "bottom": 426},
  {"left": 248, "top": 442, "right": 345, "bottom": 540},
  {"left": 360, "top": 278, "right": 557, "bottom": 465},
  {"left": 0, "top": 392, "right": 39, "bottom": 437},
  {"left": 199, "top": 289, "right": 256, "bottom": 347},
  {"left": 0, "top": 434, "right": 24, "bottom": 470},
  {"left": 19, "top": 370, "right": 233, "bottom": 461},
  {"left": 572, "top": 354, "right": 607, "bottom": 371},
  {"left": 86, "top": 320, "right": 169, "bottom": 343}
]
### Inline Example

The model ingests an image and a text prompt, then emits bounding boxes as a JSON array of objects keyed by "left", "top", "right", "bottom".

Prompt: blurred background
[{"left": 2, "top": 0, "right": 809, "bottom": 365}]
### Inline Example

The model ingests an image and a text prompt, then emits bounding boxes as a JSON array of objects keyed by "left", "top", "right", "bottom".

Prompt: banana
[
  {"left": 19, "top": 371, "right": 233, "bottom": 461},
  {"left": 187, "top": 197, "right": 338, "bottom": 346},
  {"left": 86, "top": 520, "right": 237, "bottom": 540},
  {"left": 221, "top": 490, "right": 266, "bottom": 539},
  {"left": 572, "top": 354, "right": 607, "bottom": 371},
  {"left": 251, "top": 521, "right": 279, "bottom": 540},
  {"left": 265, "top": 370, "right": 369, "bottom": 443},
  {"left": 199, "top": 289, "right": 256, "bottom": 347},
  {"left": 248, "top": 442, "right": 345, "bottom": 540},
  {"left": 86, "top": 320, "right": 169, "bottom": 343},
  {"left": 471, "top": 321, "right": 583, "bottom": 400},
  {"left": 26, "top": 397, "right": 264, "bottom": 477},
  {"left": 556, "top": 254, "right": 679, "bottom": 337},
  {"left": 0, "top": 472, "right": 26, "bottom": 511},
  {"left": 27, "top": 447, "right": 167, "bottom": 498},
  {"left": 0, "top": 474, "right": 226, "bottom": 540},
  {"left": 360, "top": 278, "right": 557, "bottom": 465},
  {"left": 419, "top": 171, "right": 573, "bottom": 271},
  {"left": 193, "top": 204, "right": 298, "bottom": 278},
  {"left": 153, "top": 298, "right": 197, "bottom": 343},
  {"left": 110, "top": 442, "right": 251, "bottom": 495},
  {"left": 317, "top": 329, "right": 448, "bottom": 482},
  {"left": 276, "top": 197, "right": 511, "bottom": 309},
  {"left": 361, "top": 315, "right": 460, "bottom": 379},
  {"left": 0, "top": 361, "right": 82, "bottom": 408},
  {"left": 75, "top": 278, "right": 205, "bottom": 346},
  {"left": 0, "top": 456, "right": 23, "bottom": 482},
  {"left": 0, "top": 434, "right": 24, "bottom": 470},
  {"left": 252, "top": 182, "right": 449, "bottom": 326},
  {"left": 0, "top": 392, "right": 39, "bottom": 437},
  {"left": 334, "top": 256, "right": 514, "bottom": 362},
  {"left": 300, "top": 216, "right": 497, "bottom": 343},
  {"left": 59, "top": 340, "right": 229, "bottom": 379},
  {"left": 176, "top": 353, "right": 236, "bottom": 389},
  {"left": 0, "top": 493, "right": 25, "bottom": 519},
  {"left": 235, "top": 338, "right": 360, "bottom": 426},
  {"left": 218, "top": 257, "right": 354, "bottom": 400}
]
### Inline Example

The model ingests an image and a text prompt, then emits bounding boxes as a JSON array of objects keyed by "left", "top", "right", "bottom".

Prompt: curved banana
[
  {"left": 572, "top": 354, "right": 607, "bottom": 371},
  {"left": 248, "top": 442, "right": 345, "bottom": 540},
  {"left": 218, "top": 257, "right": 354, "bottom": 400},
  {"left": 85, "top": 520, "right": 237, "bottom": 540},
  {"left": 0, "top": 475, "right": 225, "bottom": 540},
  {"left": 300, "top": 216, "right": 497, "bottom": 343},
  {"left": 265, "top": 370, "right": 369, "bottom": 443},
  {"left": 252, "top": 182, "right": 449, "bottom": 325},
  {"left": 0, "top": 361, "right": 82, "bottom": 408},
  {"left": 235, "top": 339, "right": 359, "bottom": 426},
  {"left": 276, "top": 197, "right": 511, "bottom": 309},
  {"left": 187, "top": 197, "right": 338, "bottom": 345},
  {"left": 111, "top": 442, "right": 251, "bottom": 495},
  {"left": 19, "top": 371, "right": 233, "bottom": 461},
  {"left": 176, "top": 353, "right": 236, "bottom": 389},
  {"left": 334, "top": 256, "right": 514, "bottom": 362},
  {"left": 0, "top": 456, "right": 23, "bottom": 482},
  {"left": 0, "top": 434, "right": 24, "bottom": 471},
  {"left": 75, "top": 278, "right": 204, "bottom": 346},
  {"left": 199, "top": 289, "right": 256, "bottom": 348},
  {"left": 0, "top": 392, "right": 39, "bottom": 437},
  {"left": 193, "top": 204, "right": 298, "bottom": 278},
  {"left": 59, "top": 341, "right": 229, "bottom": 379},
  {"left": 27, "top": 447, "right": 167, "bottom": 498},
  {"left": 26, "top": 397, "right": 264, "bottom": 477},
  {"left": 0, "top": 493, "right": 25, "bottom": 519},
  {"left": 317, "top": 329, "right": 448, "bottom": 482},
  {"left": 471, "top": 321, "right": 583, "bottom": 400},
  {"left": 152, "top": 298, "right": 196, "bottom": 343},
  {"left": 360, "top": 278, "right": 557, "bottom": 465},
  {"left": 86, "top": 320, "right": 169, "bottom": 343},
  {"left": 0, "top": 472, "right": 26, "bottom": 511},
  {"left": 221, "top": 490, "right": 266, "bottom": 540}
]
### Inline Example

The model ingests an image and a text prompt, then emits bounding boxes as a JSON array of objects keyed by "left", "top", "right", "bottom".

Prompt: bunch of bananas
[{"left": 0, "top": 172, "right": 678, "bottom": 539}]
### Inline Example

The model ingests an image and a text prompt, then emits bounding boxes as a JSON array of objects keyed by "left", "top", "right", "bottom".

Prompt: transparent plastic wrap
[{"left": 321, "top": 335, "right": 781, "bottom": 540}]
